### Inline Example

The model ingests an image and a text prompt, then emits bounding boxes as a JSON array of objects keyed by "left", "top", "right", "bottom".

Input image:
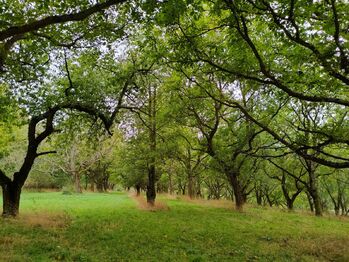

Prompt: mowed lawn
[{"left": 0, "top": 192, "right": 348, "bottom": 262}]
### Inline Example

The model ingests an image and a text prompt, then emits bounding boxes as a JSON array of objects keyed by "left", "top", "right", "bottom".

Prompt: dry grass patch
[
  {"left": 0, "top": 235, "right": 29, "bottom": 249},
  {"left": 130, "top": 193, "right": 169, "bottom": 211},
  {"left": 287, "top": 236, "right": 349, "bottom": 261},
  {"left": 0, "top": 235, "right": 30, "bottom": 261},
  {"left": 15, "top": 212, "right": 71, "bottom": 229},
  {"left": 178, "top": 195, "right": 236, "bottom": 209}
]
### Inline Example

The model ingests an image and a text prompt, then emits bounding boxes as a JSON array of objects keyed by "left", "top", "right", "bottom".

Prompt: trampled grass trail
[{"left": 0, "top": 192, "right": 348, "bottom": 261}]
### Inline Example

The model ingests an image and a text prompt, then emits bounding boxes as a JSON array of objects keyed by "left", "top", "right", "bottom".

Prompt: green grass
[{"left": 0, "top": 192, "right": 348, "bottom": 262}]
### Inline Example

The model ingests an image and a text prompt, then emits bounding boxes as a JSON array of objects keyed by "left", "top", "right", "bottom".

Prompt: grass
[{"left": 0, "top": 192, "right": 348, "bottom": 262}]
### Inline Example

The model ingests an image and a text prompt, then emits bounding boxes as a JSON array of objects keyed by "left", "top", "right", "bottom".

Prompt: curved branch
[{"left": 0, "top": 0, "right": 126, "bottom": 41}]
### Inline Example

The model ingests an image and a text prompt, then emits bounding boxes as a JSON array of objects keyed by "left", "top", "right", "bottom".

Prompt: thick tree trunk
[
  {"left": 188, "top": 173, "right": 195, "bottom": 199},
  {"left": 135, "top": 184, "right": 141, "bottom": 196},
  {"left": 74, "top": 172, "right": 82, "bottom": 193},
  {"left": 2, "top": 182, "right": 21, "bottom": 217},
  {"left": 228, "top": 172, "right": 245, "bottom": 210},
  {"left": 146, "top": 164, "right": 156, "bottom": 206}
]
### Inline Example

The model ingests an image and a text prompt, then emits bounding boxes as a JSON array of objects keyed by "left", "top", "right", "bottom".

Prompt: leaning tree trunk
[
  {"left": 2, "top": 182, "right": 21, "bottom": 217},
  {"left": 255, "top": 189, "right": 263, "bottom": 206}
]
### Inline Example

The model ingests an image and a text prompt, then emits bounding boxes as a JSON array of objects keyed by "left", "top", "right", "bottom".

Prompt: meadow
[{"left": 0, "top": 192, "right": 348, "bottom": 262}]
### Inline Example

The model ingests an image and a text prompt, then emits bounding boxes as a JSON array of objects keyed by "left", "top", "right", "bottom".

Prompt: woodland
[{"left": 0, "top": 0, "right": 349, "bottom": 222}]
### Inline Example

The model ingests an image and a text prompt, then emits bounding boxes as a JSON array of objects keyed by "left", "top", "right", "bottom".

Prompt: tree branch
[{"left": 0, "top": 0, "right": 127, "bottom": 41}]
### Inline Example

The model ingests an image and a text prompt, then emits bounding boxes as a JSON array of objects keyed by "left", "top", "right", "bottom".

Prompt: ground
[{"left": 0, "top": 192, "right": 348, "bottom": 262}]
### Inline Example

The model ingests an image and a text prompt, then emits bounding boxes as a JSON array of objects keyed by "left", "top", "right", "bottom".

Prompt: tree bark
[
  {"left": 74, "top": 172, "right": 82, "bottom": 193},
  {"left": 188, "top": 172, "right": 195, "bottom": 199},
  {"left": 2, "top": 182, "right": 21, "bottom": 217},
  {"left": 168, "top": 173, "right": 174, "bottom": 195},
  {"left": 146, "top": 86, "right": 157, "bottom": 206},
  {"left": 310, "top": 188, "right": 322, "bottom": 216},
  {"left": 135, "top": 184, "right": 141, "bottom": 196},
  {"left": 306, "top": 191, "right": 314, "bottom": 212},
  {"left": 308, "top": 170, "right": 322, "bottom": 216},
  {"left": 146, "top": 164, "right": 156, "bottom": 205},
  {"left": 256, "top": 189, "right": 263, "bottom": 206},
  {"left": 228, "top": 171, "right": 245, "bottom": 210}
]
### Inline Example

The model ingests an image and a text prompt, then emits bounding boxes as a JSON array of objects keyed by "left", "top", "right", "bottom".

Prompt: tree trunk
[
  {"left": 74, "top": 172, "right": 82, "bottom": 193},
  {"left": 228, "top": 172, "right": 245, "bottom": 210},
  {"left": 255, "top": 187, "right": 262, "bottom": 205},
  {"left": 146, "top": 85, "right": 157, "bottom": 206},
  {"left": 286, "top": 199, "right": 294, "bottom": 210},
  {"left": 135, "top": 184, "right": 141, "bottom": 196},
  {"left": 146, "top": 164, "right": 156, "bottom": 205},
  {"left": 2, "top": 182, "right": 21, "bottom": 217},
  {"left": 306, "top": 191, "right": 314, "bottom": 212},
  {"left": 188, "top": 173, "right": 195, "bottom": 199},
  {"left": 196, "top": 175, "right": 202, "bottom": 198},
  {"left": 308, "top": 171, "right": 322, "bottom": 216},
  {"left": 266, "top": 194, "right": 273, "bottom": 207},
  {"left": 96, "top": 181, "right": 104, "bottom": 192},
  {"left": 168, "top": 173, "right": 174, "bottom": 195},
  {"left": 280, "top": 175, "right": 295, "bottom": 210},
  {"left": 311, "top": 189, "right": 322, "bottom": 216}
]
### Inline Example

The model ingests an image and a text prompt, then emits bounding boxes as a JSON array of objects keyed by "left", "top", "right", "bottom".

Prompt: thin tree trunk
[
  {"left": 168, "top": 173, "right": 173, "bottom": 195},
  {"left": 308, "top": 170, "right": 322, "bottom": 216},
  {"left": 306, "top": 191, "right": 314, "bottom": 212},
  {"left": 146, "top": 85, "right": 157, "bottom": 206},
  {"left": 255, "top": 185, "right": 262, "bottom": 205}
]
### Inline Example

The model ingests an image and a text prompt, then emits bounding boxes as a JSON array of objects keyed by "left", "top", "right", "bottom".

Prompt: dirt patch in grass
[
  {"left": 15, "top": 212, "right": 71, "bottom": 229},
  {"left": 130, "top": 193, "right": 169, "bottom": 211}
]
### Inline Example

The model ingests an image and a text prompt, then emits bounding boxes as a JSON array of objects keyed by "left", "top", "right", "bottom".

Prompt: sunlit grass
[{"left": 0, "top": 192, "right": 348, "bottom": 261}]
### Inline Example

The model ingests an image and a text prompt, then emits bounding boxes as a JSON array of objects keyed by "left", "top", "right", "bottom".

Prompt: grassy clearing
[{"left": 0, "top": 192, "right": 348, "bottom": 262}]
